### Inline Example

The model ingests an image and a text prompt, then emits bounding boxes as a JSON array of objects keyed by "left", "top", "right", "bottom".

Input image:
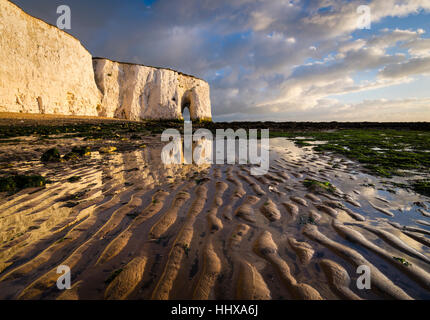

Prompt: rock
[
  {"left": 93, "top": 58, "right": 212, "bottom": 121},
  {"left": 70, "top": 146, "right": 91, "bottom": 157},
  {"left": 99, "top": 146, "right": 117, "bottom": 154},
  {"left": 41, "top": 148, "right": 61, "bottom": 163},
  {"left": 0, "top": 0, "right": 101, "bottom": 115},
  {"left": 63, "top": 146, "right": 91, "bottom": 161},
  {"left": 0, "top": 1, "right": 212, "bottom": 121},
  {"left": 0, "top": 174, "right": 46, "bottom": 193}
]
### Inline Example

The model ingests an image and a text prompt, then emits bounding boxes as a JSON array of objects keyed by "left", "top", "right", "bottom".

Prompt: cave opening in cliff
[{"left": 181, "top": 93, "right": 193, "bottom": 121}]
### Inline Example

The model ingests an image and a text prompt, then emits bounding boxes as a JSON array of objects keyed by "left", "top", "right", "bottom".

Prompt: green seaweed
[
  {"left": 41, "top": 148, "right": 61, "bottom": 163},
  {"left": 271, "top": 129, "right": 430, "bottom": 196},
  {"left": 63, "top": 146, "right": 91, "bottom": 161},
  {"left": 294, "top": 140, "right": 313, "bottom": 147},
  {"left": 412, "top": 180, "right": 430, "bottom": 197},
  {"left": 71, "top": 146, "right": 91, "bottom": 156},
  {"left": 393, "top": 257, "right": 412, "bottom": 267},
  {"left": 303, "top": 179, "right": 336, "bottom": 194},
  {"left": 0, "top": 175, "right": 46, "bottom": 194},
  {"left": 298, "top": 215, "right": 317, "bottom": 225}
]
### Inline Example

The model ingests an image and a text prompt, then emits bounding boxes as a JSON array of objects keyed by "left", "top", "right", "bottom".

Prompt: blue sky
[{"left": 11, "top": 0, "right": 430, "bottom": 122}]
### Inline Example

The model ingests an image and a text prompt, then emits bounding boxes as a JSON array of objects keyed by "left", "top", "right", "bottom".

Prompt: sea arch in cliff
[{"left": 181, "top": 90, "right": 195, "bottom": 121}]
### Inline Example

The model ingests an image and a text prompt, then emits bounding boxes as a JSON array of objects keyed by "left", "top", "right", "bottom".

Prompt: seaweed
[
  {"left": 412, "top": 180, "right": 430, "bottom": 197},
  {"left": 63, "top": 146, "right": 91, "bottom": 161},
  {"left": 303, "top": 179, "right": 336, "bottom": 194},
  {"left": 270, "top": 129, "right": 430, "bottom": 196},
  {"left": 41, "top": 148, "right": 61, "bottom": 163},
  {"left": 393, "top": 257, "right": 412, "bottom": 267},
  {"left": 298, "top": 214, "right": 317, "bottom": 225},
  {"left": 99, "top": 146, "right": 117, "bottom": 154},
  {"left": 0, "top": 175, "right": 46, "bottom": 194}
]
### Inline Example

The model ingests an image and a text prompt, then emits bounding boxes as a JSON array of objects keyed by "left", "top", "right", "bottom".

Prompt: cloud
[
  {"left": 10, "top": 0, "right": 430, "bottom": 121},
  {"left": 216, "top": 97, "right": 430, "bottom": 122},
  {"left": 317, "top": 97, "right": 430, "bottom": 122},
  {"left": 379, "top": 56, "right": 430, "bottom": 78},
  {"left": 401, "top": 37, "right": 430, "bottom": 57}
]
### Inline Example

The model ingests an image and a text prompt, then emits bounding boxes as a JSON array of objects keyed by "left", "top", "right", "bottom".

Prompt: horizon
[
  {"left": 10, "top": 0, "right": 430, "bottom": 122},
  {"left": 2, "top": 0, "right": 430, "bottom": 306}
]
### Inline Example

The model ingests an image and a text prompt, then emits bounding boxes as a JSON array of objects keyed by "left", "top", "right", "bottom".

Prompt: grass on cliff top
[{"left": 270, "top": 129, "right": 430, "bottom": 196}]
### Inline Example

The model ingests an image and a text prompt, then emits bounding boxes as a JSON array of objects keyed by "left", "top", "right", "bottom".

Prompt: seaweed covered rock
[
  {"left": 99, "top": 146, "right": 117, "bottom": 154},
  {"left": 303, "top": 179, "right": 336, "bottom": 194},
  {"left": 0, "top": 175, "right": 46, "bottom": 194},
  {"left": 64, "top": 146, "right": 91, "bottom": 161},
  {"left": 71, "top": 146, "right": 91, "bottom": 157},
  {"left": 41, "top": 148, "right": 61, "bottom": 163},
  {"left": 413, "top": 180, "right": 430, "bottom": 197}
]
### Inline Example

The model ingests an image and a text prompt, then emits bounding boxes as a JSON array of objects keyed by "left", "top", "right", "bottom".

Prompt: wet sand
[{"left": 0, "top": 132, "right": 429, "bottom": 300}]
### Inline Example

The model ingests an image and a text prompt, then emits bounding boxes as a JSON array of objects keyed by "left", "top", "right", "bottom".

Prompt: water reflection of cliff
[{"left": 161, "top": 136, "right": 213, "bottom": 167}]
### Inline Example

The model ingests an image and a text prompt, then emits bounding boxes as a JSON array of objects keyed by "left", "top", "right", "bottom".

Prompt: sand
[{"left": 0, "top": 127, "right": 429, "bottom": 300}]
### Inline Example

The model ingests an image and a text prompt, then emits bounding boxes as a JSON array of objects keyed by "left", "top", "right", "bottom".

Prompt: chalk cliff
[
  {"left": 93, "top": 59, "right": 212, "bottom": 121},
  {"left": 0, "top": 0, "right": 101, "bottom": 116},
  {"left": 0, "top": 0, "right": 212, "bottom": 121}
]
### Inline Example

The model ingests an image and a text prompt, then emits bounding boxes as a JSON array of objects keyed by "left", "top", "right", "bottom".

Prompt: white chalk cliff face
[
  {"left": 0, "top": 0, "right": 212, "bottom": 121},
  {"left": 93, "top": 59, "right": 212, "bottom": 121},
  {"left": 0, "top": 0, "right": 101, "bottom": 116}
]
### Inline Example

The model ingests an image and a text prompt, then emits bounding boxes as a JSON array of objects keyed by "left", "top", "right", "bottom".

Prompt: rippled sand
[{"left": 0, "top": 135, "right": 429, "bottom": 300}]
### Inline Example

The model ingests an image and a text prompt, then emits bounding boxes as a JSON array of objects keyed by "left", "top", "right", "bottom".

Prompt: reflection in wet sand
[{"left": 0, "top": 136, "right": 429, "bottom": 300}]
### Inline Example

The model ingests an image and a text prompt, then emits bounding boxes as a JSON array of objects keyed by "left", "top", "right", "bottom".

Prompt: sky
[{"left": 11, "top": 0, "right": 430, "bottom": 122}]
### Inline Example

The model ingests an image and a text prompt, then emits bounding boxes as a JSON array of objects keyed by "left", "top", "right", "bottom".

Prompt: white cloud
[
  {"left": 379, "top": 56, "right": 430, "bottom": 78},
  {"left": 12, "top": 0, "right": 430, "bottom": 121},
  {"left": 401, "top": 38, "right": 430, "bottom": 57}
]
